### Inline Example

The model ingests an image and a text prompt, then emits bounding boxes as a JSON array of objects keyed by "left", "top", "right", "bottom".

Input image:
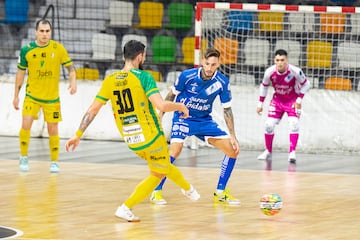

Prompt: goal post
[{"left": 194, "top": 2, "right": 360, "bottom": 90}]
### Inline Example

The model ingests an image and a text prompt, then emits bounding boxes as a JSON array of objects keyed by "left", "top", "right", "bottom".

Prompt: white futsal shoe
[{"left": 115, "top": 204, "right": 140, "bottom": 222}]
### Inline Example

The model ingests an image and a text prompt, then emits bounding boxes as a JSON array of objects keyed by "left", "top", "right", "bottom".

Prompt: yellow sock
[
  {"left": 124, "top": 175, "right": 161, "bottom": 208},
  {"left": 49, "top": 135, "right": 60, "bottom": 162},
  {"left": 19, "top": 128, "right": 30, "bottom": 156},
  {"left": 166, "top": 164, "right": 191, "bottom": 191}
]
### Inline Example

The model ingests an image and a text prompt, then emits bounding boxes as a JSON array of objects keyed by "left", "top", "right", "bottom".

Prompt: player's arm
[
  {"left": 65, "top": 100, "right": 103, "bottom": 152},
  {"left": 158, "top": 88, "right": 176, "bottom": 119},
  {"left": 66, "top": 64, "right": 77, "bottom": 95},
  {"left": 13, "top": 69, "right": 26, "bottom": 110},
  {"left": 257, "top": 74, "right": 271, "bottom": 115},
  {"left": 294, "top": 70, "right": 311, "bottom": 112},
  {"left": 224, "top": 107, "right": 240, "bottom": 153},
  {"left": 149, "top": 92, "right": 188, "bottom": 119}
]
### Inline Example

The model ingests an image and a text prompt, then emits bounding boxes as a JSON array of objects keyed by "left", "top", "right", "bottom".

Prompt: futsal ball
[{"left": 259, "top": 193, "right": 283, "bottom": 216}]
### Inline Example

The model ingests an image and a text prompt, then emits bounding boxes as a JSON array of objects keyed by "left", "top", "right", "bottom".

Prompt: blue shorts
[{"left": 170, "top": 117, "right": 228, "bottom": 143}]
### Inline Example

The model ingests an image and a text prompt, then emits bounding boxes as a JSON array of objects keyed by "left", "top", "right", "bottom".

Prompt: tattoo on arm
[
  {"left": 67, "top": 65, "right": 76, "bottom": 73},
  {"left": 165, "top": 91, "right": 176, "bottom": 102},
  {"left": 79, "top": 112, "right": 96, "bottom": 132},
  {"left": 224, "top": 107, "right": 236, "bottom": 135}
]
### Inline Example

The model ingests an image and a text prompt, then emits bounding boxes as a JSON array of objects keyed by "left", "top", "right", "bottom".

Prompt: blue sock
[
  {"left": 216, "top": 156, "right": 236, "bottom": 191},
  {"left": 154, "top": 156, "right": 176, "bottom": 191}
]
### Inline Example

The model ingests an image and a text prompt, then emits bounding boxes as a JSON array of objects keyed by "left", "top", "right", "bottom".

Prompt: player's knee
[
  {"left": 289, "top": 118, "right": 299, "bottom": 133},
  {"left": 264, "top": 121, "right": 275, "bottom": 134}
]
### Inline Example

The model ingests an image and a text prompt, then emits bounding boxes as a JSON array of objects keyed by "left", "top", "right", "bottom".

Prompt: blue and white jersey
[{"left": 172, "top": 67, "right": 232, "bottom": 120}]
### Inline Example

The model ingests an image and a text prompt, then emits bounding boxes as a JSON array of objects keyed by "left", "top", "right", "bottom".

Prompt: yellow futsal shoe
[
  {"left": 214, "top": 188, "right": 241, "bottom": 205},
  {"left": 150, "top": 190, "right": 167, "bottom": 205}
]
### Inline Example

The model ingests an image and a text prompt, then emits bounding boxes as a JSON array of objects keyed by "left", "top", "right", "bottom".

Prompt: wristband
[
  {"left": 257, "top": 101, "right": 263, "bottom": 108},
  {"left": 75, "top": 129, "right": 83, "bottom": 138},
  {"left": 296, "top": 97, "right": 302, "bottom": 104}
]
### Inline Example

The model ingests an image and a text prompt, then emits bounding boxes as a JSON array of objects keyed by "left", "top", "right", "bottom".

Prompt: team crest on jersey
[{"left": 189, "top": 82, "right": 198, "bottom": 94}]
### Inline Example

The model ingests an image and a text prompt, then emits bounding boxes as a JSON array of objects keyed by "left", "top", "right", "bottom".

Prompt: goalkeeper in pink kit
[{"left": 256, "top": 49, "right": 310, "bottom": 171}]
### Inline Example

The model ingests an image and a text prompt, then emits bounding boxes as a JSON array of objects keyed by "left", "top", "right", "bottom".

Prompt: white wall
[{"left": 1, "top": 75, "right": 359, "bottom": 152}]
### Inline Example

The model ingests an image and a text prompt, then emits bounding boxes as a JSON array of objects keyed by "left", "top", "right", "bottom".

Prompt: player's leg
[
  {"left": 150, "top": 119, "right": 189, "bottom": 205},
  {"left": 44, "top": 102, "right": 62, "bottom": 173},
  {"left": 209, "top": 137, "right": 240, "bottom": 205},
  {"left": 257, "top": 99, "right": 283, "bottom": 169},
  {"left": 287, "top": 116, "right": 299, "bottom": 172},
  {"left": 19, "top": 99, "right": 39, "bottom": 171}
]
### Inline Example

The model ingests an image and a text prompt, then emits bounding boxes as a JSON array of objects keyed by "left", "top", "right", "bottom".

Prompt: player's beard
[
  {"left": 138, "top": 62, "right": 143, "bottom": 70},
  {"left": 202, "top": 69, "right": 213, "bottom": 80}
]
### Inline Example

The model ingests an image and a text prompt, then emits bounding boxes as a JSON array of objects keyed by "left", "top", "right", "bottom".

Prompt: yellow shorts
[
  {"left": 22, "top": 97, "right": 62, "bottom": 122},
  {"left": 134, "top": 135, "right": 171, "bottom": 175}
]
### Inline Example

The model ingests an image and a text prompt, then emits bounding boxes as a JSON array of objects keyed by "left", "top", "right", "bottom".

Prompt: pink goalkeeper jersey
[{"left": 259, "top": 64, "right": 309, "bottom": 103}]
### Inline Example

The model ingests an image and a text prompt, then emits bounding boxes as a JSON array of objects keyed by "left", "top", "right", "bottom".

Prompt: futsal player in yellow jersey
[
  {"left": 65, "top": 40, "right": 200, "bottom": 222},
  {"left": 13, "top": 19, "right": 77, "bottom": 173}
]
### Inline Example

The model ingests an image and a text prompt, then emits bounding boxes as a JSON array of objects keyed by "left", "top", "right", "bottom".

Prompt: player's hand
[
  {"left": 178, "top": 104, "right": 189, "bottom": 119},
  {"left": 256, "top": 107, "right": 263, "bottom": 116},
  {"left": 230, "top": 137, "right": 240, "bottom": 154},
  {"left": 68, "top": 83, "right": 77, "bottom": 95},
  {"left": 293, "top": 102, "right": 301, "bottom": 116},
  {"left": 65, "top": 136, "right": 80, "bottom": 152},
  {"left": 13, "top": 97, "right": 20, "bottom": 110}
]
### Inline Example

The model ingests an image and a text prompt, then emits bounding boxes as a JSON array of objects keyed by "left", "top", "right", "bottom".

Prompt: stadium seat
[
  {"left": 0, "top": 0, "right": 29, "bottom": 24},
  {"left": 181, "top": 37, "right": 207, "bottom": 65},
  {"left": 350, "top": 14, "right": 360, "bottom": 35},
  {"left": 325, "top": 77, "right": 352, "bottom": 91},
  {"left": 213, "top": 37, "right": 238, "bottom": 65},
  {"left": 202, "top": 8, "right": 225, "bottom": 30},
  {"left": 108, "top": 1, "right": 134, "bottom": 27},
  {"left": 151, "top": 35, "right": 177, "bottom": 63},
  {"left": 337, "top": 41, "right": 360, "bottom": 69},
  {"left": 121, "top": 34, "right": 148, "bottom": 52},
  {"left": 135, "top": 1, "right": 164, "bottom": 29},
  {"left": 306, "top": 40, "right": 333, "bottom": 68},
  {"left": 274, "top": 40, "right": 301, "bottom": 66},
  {"left": 165, "top": 71, "right": 182, "bottom": 84},
  {"left": 243, "top": 38, "right": 270, "bottom": 66},
  {"left": 165, "top": 2, "right": 193, "bottom": 30},
  {"left": 258, "top": 12, "right": 284, "bottom": 32},
  {"left": 145, "top": 70, "right": 162, "bottom": 82},
  {"left": 320, "top": 13, "right": 346, "bottom": 34},
  {"left": 76, "top": 68, "right": 100, "bottom": 80},
  {"left": 226, "top": 11, "right": 254, "bottom": 33},
  {"left": 91, "top": 33, "right": 117, "bottom": 60}
]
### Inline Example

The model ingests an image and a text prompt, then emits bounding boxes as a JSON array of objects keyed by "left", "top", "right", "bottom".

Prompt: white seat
[
  {"left": 121, "top": 34, "right": 147, "bottom": 50},
  {"left": 274, "top": 40, "right": 301, "bottom": 66},
  {"left": 109, "top": 1, "right": 134, "bottom": 27},
  {"left": 243, "top": 38, "right": 270, "bottom": 66},
  {"left": 337, "top": 41, "right": 360, "bottom": 69},
  {"left": 165, "top": 71, "right": 182, "bottom": 85},
  {"left": 92, "top": 33, "right": 117, "bottom": 60},
  {"left": 350, "top": 14, "right": 360, "bottom": 35},
  {"left": 202, "top": 8, "right": 225, "bottom": 30}
]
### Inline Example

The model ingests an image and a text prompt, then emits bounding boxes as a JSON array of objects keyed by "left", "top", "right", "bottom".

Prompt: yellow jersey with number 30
[
  {"left": 17, "top": 40, "right": 73, "bottom": 103},
  {"left": 95, "top": 69, "right": 164, "bottom": 151}
]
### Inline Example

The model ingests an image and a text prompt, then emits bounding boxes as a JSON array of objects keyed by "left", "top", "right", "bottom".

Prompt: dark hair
[
  {"left": 203, "top": 48, "right": 220, "bottom": 59},
  {"left": 274, "top": 49, "right": 288, "bottom": 57},
  {"left": 123, "top": 40, "right": 146, "bottom": 60},
  {"left": 35, "top": 19, "right": 52, "bottom": 30}
]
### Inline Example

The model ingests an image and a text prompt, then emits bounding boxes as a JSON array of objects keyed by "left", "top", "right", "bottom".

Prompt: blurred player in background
[
  {"left": 256, "top": 49, "right": 310, "bottom": 172},
  {"left": 13, "top": 18, "right": 77, "bottom": 173},
  {"left": 65, "top": 40, "right": 199, "bottom": 222},
  {"left": 150, "top": 48, "right": 241, "bottom": 205}
]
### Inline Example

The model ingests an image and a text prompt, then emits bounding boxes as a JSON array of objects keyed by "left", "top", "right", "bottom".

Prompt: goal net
[{"left": 195, "top": 2, "right": 360, "bottom": 91}]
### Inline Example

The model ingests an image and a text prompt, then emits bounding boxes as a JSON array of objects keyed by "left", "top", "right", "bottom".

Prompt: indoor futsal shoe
[
  {"left": 19, "top": 156, "right": 29, "bottom": 172},
  {"left": 181, "top": 185, "right": 200, "bottom": 201},
  {"left": 150, "top": 190, "right": 167, "bottom": 205},
  {"left": 115, "top": 204, "right": 140, "bottom": 222}
]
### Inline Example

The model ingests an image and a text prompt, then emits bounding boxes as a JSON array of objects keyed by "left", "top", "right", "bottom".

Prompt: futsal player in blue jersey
[{"left": 150, "top": 48, "right": 241, "bottom": 205}]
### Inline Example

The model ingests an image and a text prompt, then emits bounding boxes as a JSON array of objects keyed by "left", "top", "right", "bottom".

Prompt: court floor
[{"left": 0, "top": 136, "right": 359, "bottom": 239}]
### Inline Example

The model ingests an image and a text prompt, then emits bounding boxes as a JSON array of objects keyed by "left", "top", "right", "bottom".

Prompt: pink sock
[
  {"left": 289, "top": 133, "right": 299, "bottom": 152},
  {"left": 265, "top": 134, "right": 274, "bottom": 153}
]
